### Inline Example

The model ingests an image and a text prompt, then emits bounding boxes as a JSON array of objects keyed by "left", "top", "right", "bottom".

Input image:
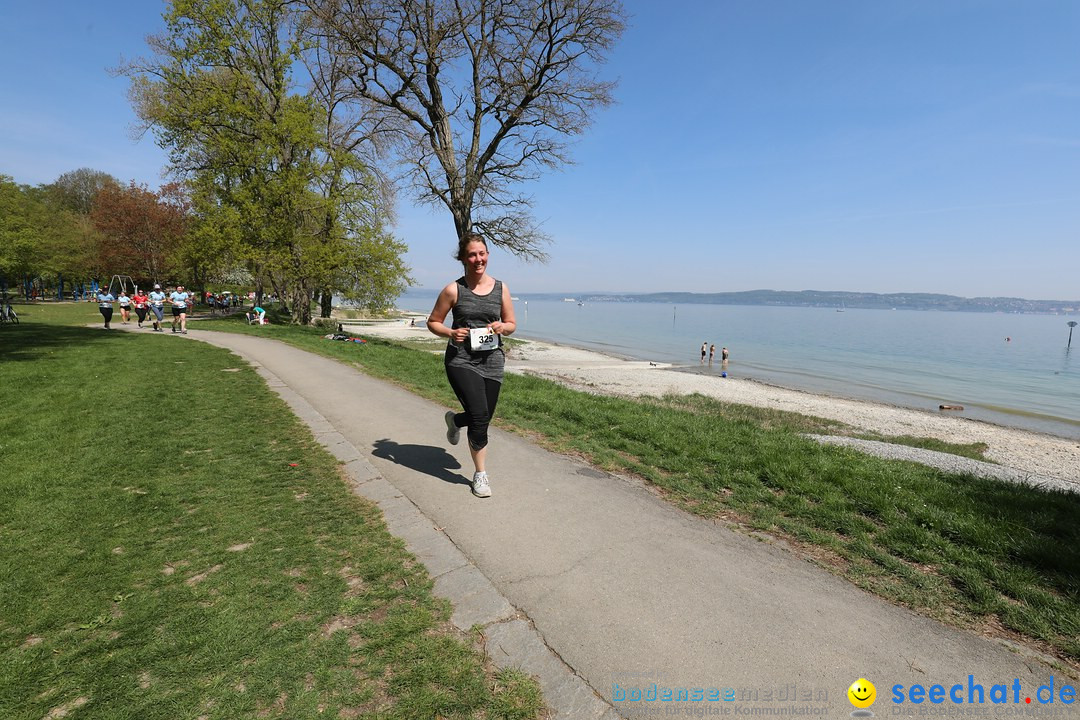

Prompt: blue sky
[{"left": 2, "top": 1, "right": 1078, "bottom": 300}]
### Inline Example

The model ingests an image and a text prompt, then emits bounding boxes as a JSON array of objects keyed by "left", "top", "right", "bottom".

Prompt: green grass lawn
[
  {"left": 0, "top": 302, "right": 543, "bottom": 720},
  {"left": 196, "top": 312, "right": 1080, "bottom": 669}
]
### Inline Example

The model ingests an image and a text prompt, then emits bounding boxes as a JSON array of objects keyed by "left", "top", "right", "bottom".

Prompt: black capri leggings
[{"left": 445, "top": 365, "right": 502, "bottom": 451}]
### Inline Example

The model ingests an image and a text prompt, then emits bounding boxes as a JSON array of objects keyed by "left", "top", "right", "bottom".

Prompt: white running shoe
[
  {"left": 444, "top": 411, "right": 460, "bottom": 445},
  {"left": 471, "top": 472, "right": 491, "bottom": 498}
]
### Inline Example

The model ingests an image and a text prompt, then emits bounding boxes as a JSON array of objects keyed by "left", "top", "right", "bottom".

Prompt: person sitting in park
[{"left": 246, "top": 306, "right": 267, "bottom": 325}]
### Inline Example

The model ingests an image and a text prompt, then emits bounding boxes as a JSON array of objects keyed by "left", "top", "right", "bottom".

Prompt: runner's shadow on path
[{"left": 371, "top": 439, "right": 471, "bottom": 487}]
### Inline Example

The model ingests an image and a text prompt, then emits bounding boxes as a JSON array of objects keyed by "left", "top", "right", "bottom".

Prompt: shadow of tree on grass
[{"left": 0, "top": 322, "right": 120, "bottom": 363}]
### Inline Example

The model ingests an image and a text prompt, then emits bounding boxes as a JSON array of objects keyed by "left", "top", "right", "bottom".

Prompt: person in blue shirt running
[
  {"left": 117, "top": 290, "right": 132, "bottom": 324},
  {"left": 148, "top": 284, "right": 167, "bottom": 332},
  {"left": 169, "top": 285, "right": 191, "bottom": 334},
  {"left": 96, "top": 288, "right": 115, "bottom": 329}
]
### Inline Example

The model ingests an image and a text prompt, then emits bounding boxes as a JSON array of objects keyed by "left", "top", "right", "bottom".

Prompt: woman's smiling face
[{"left": 464, "top": 240, "right": 488, "bottom": 275}]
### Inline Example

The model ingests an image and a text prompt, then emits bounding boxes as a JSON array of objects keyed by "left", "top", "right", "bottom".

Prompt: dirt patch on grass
[
  {"left": 256, "top": 691, "right": 288, "bottom": 717},
  {"left": 339, "top": 566, "right": 366, "bottom": 597},
  {"left": 20, "top": 635, "right": 43, "bottom": 649},
  {"left": 321, "top": 615, "right": 361, "bottom": 637},
  {"left": 45, "top": 696, "right": 89, "bottom": 718},
  {"left": 774, "top": 534, "right": 852, "bottom": 574},
  {"left": 162, "top": 559, "right": 190, "bottom": 576},
  {"left": 186, "top": 564, "right": 224, "bottom": 586},
  {"left": 339, "top": 667, "right": 393, "bottom": 718}
]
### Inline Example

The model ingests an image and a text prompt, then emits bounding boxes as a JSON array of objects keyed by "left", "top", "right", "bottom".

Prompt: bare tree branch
[{"left": 303, "top": 0, "right": 624, "bottom": 258}]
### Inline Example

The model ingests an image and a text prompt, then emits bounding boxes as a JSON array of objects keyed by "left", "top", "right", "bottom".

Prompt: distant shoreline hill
[{"left": 529, "top": 290, "right": 1080, "bottom": 314}]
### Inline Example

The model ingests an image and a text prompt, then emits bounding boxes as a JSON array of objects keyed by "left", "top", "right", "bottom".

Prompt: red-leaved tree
[{"left": 90, "top": 182, "right": 190, "bottom": 285}]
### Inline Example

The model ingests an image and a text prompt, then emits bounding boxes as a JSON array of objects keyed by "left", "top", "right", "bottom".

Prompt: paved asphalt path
[{"left": 191, "top": 330, "right": 1069, "bottom": 719}]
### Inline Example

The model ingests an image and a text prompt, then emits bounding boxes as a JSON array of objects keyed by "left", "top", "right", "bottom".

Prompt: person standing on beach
[
  {"left": 427, "top": 233, "right": 516, "bottom": 498},
  {"left": 709, "top": 344, "right": 715, "bottom": 364},
  {"left": 721, "top": 346, "right": 730, "bottom": 362},
  {"left": 96, "top": 287, "right": 115, "bottom": 329},
  {"left": 701, "top": 342, "right": 708, "bottom": 364}
]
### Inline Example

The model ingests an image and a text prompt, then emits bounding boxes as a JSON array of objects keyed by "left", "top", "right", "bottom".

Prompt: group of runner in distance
[{"left": 95, "top": 284, "right": 193, "bottom": 333}]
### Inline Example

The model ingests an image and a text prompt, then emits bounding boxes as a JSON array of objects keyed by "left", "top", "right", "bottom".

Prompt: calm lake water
[{"left": 400, "top": 289, "right": 1080, "bottom": 439}]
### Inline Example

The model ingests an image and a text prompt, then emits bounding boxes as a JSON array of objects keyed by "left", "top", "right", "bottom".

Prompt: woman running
[
  {"left": 148, "top": 284, "right": 166, "bottom": 331},
  {"left": 169, "top": 285, "right": 190, "bottom": 334},
  {"left": 132, "top": 289, "right": 149, "bottom": 328},
  {"left": 427, "top": 234, "right": 516, "bottom": 498},
  {"left": 96, "top": 287, "right": 115, "bottom": 329},
  {"left": 117, "top": 290, "right": 133, "bottom": 324}
]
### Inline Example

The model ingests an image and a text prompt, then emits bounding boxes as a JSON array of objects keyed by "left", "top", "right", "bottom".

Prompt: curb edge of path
[{"left": 242, "top": 351, "right": 622, "bottom": 720}]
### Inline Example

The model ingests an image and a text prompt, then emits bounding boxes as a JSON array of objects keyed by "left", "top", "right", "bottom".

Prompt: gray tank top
[{"left": 445, "top": 277, "right": 505, "bottom": 381}]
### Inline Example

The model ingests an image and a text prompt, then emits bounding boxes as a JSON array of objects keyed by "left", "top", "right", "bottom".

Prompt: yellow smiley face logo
[{"left": 848, "top": 678, "right": 876, "bottom": 709}]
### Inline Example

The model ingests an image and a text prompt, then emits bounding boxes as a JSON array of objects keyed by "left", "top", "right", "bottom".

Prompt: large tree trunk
[
  {"left": 290, "top": 283, "right": 312, "bottom": 325},
  {"left": 270, "top": 274, "right": 289, "bottom": 315}
]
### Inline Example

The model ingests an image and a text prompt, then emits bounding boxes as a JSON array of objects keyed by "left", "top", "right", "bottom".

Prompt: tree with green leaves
[
  {"left": 49, "top": 168, "right": 121, "bottom": 216},
  {"left": 303, "top": 0, "right": 626, "bottom": 259},
  {"left": 0, "top": 175, "right": 102, "bottom": 297},
  {"left": 122, "top": 0, "right": 411, "bottom": 324},
  {"left": 0, "top": 176, "right": 45, "bottom": 291}
]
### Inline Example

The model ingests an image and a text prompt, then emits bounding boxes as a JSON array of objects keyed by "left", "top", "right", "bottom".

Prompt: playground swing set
[
  {"left": 1, "top": 274, "right": 141, "bottom": 302},
  {"left": 100, "top": 275, "right": 138, "bottom": 297}
]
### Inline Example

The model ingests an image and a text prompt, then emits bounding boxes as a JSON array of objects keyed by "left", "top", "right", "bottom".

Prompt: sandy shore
[{"left": 355, "top": 318, "right": 1080, "bottom": 484}]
